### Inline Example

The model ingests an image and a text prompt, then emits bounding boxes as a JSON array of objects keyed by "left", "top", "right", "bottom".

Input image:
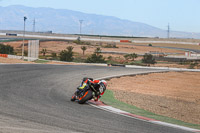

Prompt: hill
[{"left": 0, "top": 5, "right": 200, "bottom": 38}]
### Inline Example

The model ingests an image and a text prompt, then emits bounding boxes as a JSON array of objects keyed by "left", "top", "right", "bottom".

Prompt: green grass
[
  {"left": 0, "top": 39, "right": 31, "bottom": 42},
  {"left": 0, "top": 39, "right": 20, "bottom": 42},
  {"left": 156, "top": 61, "right": 174, "bottom": 64},
  {"left": 33, "top": 60, "right": 49, "bottom": 63},
  {"left": 101, "top": 89, "right": 200, "bottom": 130}
]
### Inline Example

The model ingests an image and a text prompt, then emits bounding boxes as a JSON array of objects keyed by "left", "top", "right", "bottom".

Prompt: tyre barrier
[
  {"left": 0, "top": 54, "right": 8, "bottom": 58},
  {"left": 120, "top": 40, "right": 131, "bottom": 43}
]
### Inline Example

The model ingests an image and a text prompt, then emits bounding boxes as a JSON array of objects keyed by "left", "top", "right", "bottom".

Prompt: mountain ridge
[{"left": 0, "top": 5, "right": 200, "bottom": 39}]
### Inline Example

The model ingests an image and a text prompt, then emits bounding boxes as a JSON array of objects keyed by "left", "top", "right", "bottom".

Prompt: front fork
[
  {"left": 92, "top": 92, "right": 95, "bottom": 97},
  {"left": 92, "top": 91, "right": 100, "bottom": 101}
]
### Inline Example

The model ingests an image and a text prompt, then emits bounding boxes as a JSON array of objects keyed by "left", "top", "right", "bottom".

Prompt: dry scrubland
[
  {"left": 131, "top": 38, "right": 200, "bottom": 43},
  {"left": 108, "top": 72, "right": 200, "bottom": 125},
  {"left": 3, "top": 40, "right": 184, "bottom": 56},
  {"left": 3, "top": 39, "right": 200, "bottom": 68}
]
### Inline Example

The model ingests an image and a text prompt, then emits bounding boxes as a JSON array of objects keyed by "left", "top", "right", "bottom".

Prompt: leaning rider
[{"left": 75, "top": 77, "right": 107, "bottom": 101}]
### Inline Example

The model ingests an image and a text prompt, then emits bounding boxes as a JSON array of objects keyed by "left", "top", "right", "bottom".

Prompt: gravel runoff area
[
  {"left": 1, "top": 57, "right": 200, "bottom": 125},
  {"left": 0, "top": 57, "right": 34, "bottom": 64},
  {"left": 107, "top": 71, "right": 200, "bottom": 125}
]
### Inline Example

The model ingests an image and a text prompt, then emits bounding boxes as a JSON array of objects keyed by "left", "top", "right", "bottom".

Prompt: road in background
[{"left": 1, "top": 31, "right": 199, "bottom": 45}]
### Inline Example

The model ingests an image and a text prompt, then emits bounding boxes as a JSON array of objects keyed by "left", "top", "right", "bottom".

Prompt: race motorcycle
[{"left": 71, "top": 81, "right": 102, "bottom": 104}]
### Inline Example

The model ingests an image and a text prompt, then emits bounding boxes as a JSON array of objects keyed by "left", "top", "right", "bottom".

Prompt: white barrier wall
[
  {"left": 28, "top": 40, "right": 39, "bottom": 61},
  {"left": 7, "top": 55, "right": 38, "bottom": 60},
  {"left": 7, "top": 40, "right": 39, "bottom": 61}
]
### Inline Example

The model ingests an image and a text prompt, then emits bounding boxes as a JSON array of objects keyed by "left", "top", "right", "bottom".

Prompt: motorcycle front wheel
[
  {"left": 71, "top": 94, "right": 76, "bottom": 101},
  {"left": 78, "top": 90, "right": 93, "bottom": 104}
]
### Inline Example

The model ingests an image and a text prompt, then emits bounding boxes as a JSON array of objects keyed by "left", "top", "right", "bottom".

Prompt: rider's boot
[{"left": 93, "top": 96, "right": 98, "bottom": 101}]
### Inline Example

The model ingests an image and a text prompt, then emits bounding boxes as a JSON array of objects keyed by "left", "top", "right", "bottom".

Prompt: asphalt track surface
[{"left": 0, "top": 64, "right": 192, "bottom": 133}]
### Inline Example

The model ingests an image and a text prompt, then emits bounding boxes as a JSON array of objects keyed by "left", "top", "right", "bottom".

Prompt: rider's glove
[{"left": 96, "top": 91, "right": 100, "bottom": 96}]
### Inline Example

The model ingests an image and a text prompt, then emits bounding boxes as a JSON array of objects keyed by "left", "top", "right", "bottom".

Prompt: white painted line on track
[
  {"left": 97, "top": 105, "right": 128, "bottom": 114},
  {"left": 0, "top": 126, "right": 77, "bottom": 133},
  {"left": 126, "top": 65, "right": 200, "bottom": 72},
  {"left": 88, "top": 103, "right": 147, "bottom": 122},
  {"left": 89, "top": 100, "right": 200, "bottom": 133},
  {"left": 152, "top": 121, "right": 200, "bottom": 133}
]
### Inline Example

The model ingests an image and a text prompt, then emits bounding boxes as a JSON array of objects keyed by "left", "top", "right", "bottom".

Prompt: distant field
[
  {"left": 131, "top": 38, "right": 200, "bottom": 43},
  {"left": 134, "top": 43, "right": 200, "bottom": 51}
]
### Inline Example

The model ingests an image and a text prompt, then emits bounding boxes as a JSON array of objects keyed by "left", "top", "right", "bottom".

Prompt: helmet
[
  {"left": 98, "top": 80, "right": 107, "bottom": 93},
  {"left": 100, "top": 80, "right": 107, "bottom": 87}
]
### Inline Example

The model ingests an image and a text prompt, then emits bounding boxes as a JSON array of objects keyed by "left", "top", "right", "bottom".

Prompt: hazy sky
[{"left": 0, "top": 0, "right": 199, "bottom": 33}]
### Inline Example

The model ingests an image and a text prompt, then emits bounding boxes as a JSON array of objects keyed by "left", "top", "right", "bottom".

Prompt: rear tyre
[{"left": 78, "top": 90, "right": 93, "bottom": 104}]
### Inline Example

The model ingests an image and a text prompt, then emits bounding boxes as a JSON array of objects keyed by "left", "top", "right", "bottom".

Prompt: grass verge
[
  {"left": 33, "top": 59, "right": 49, "bottom": 63},
  {"left": 101, "top": 89, "right": 200, "bottom": 130}
]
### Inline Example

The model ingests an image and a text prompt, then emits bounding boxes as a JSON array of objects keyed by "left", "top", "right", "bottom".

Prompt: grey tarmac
[{"left": 0, "top": 64, "right": 193, "bottom": 133}]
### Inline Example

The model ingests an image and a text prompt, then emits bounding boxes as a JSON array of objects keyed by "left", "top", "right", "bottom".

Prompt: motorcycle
[{"left": 71, "top": 81, "right": 100, "bottom": 104}]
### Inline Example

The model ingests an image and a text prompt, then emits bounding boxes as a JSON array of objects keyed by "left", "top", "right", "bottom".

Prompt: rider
[{"left": 75, "top": 77, "right": 107, "bottom": 101}]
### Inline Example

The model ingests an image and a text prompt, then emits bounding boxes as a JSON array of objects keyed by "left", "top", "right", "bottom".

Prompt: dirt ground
[
  {"left": 3, "top": 40, "right": 193, "bottom": 68},
  {"left": 0, "top": 57, "right": 34, "bottom": 64},
  {"left": 3, "top": 40, "right": 184, "bottom": 57},
  {"left": 0, "top": 57, "right": 78, "bottom": 65},
  {"left": 107, "top": 72, "right": 200, "bottom": 125}
]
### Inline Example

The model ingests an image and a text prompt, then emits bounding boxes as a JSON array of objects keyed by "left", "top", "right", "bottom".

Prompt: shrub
[
  {"left": 73, "top": 37, "right": 91, "bottom": 45},
  {"left": 59, "top": 46, "right": 74, "bottom": 62},
  {"left": 149, "top": 44, "right": 152, "bottom": 46},
  {"left": 85, "top": 48, "right": 106, "bottom": 63},
  {"left": 189, "top": 61, "right": 199, "bottom": 69},
  {"left": 107, "top": 56, "right": 113, "bottom": 60},
  {"left": 142, "top": 53, "right": 156, "bottom": 65},
  {"left": 51, "top": 52, "right": 57, "bottom": 60},
  {"left": 41, "top": 48, "right": 47, "bottom": 56},
  {"left": 0, "top": 43, "right": 14, "bottom": 54},
  {"left": 104, "top": 43, "right": 118, "bottom": 48},
  {"left": 95, "top": 47, "right": 102, "bottom": 55},
  {"left": 81, "top": 46, "right": 87, "bottom": 55},
  {"left": 85, "top": 54, "right": 106, "bottom": 63},
  {"left": 124, "top": 53, "right": 138, "bottom": 61},
  {"left": 73, "top": 40, "right": 81, "bottom": 44},
  {"left": 85, "top": 42, "right": 91, "bottom": 45}
]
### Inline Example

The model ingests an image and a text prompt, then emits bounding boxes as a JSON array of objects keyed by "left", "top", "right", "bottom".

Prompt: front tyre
[
  {"left": 71, "top": 94, "right": 76, "bottom": 101},
  {"left": 78, "top": 90, "right": 92, "bottom": 104}
]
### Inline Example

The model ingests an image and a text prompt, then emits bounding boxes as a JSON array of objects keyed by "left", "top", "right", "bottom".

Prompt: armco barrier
[
  {"left": 126, "top": 65, "right": 200, "bottom": 72},
  {"left": 0, "top": 54, "right": 8, "bottom": 58}
]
